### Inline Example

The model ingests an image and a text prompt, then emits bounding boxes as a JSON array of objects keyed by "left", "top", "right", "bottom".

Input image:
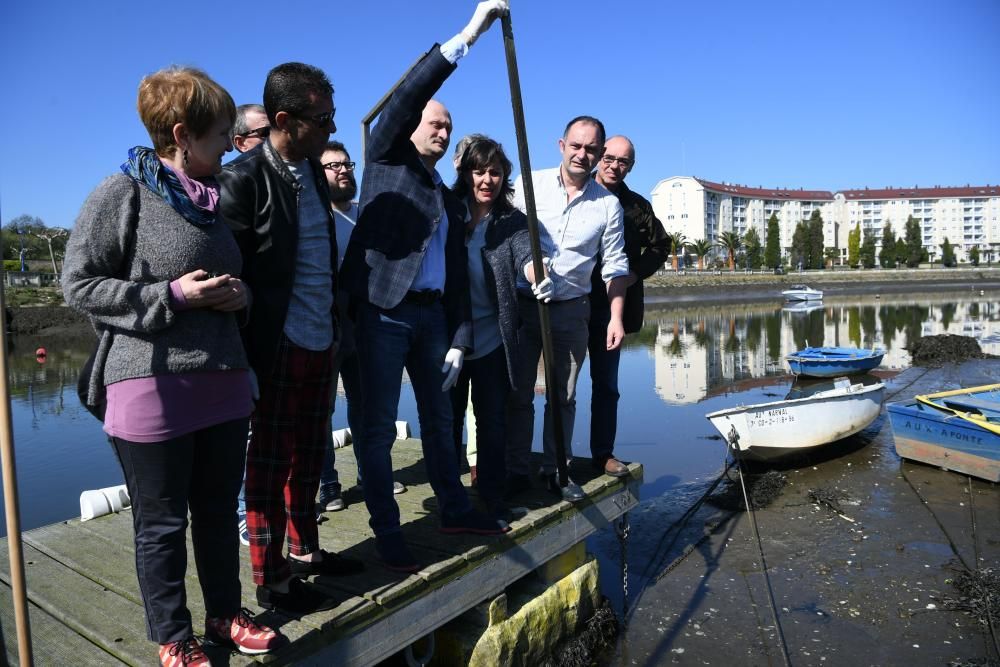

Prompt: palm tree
[
  {"left": 689, "top": 239, "right": 713, "bottom": 271},
  {"left": 670, "top": 232, "right": 687, "bottom": 270},
  {"left": 716, "top": 231, "right": 742, "bottom": 271}
]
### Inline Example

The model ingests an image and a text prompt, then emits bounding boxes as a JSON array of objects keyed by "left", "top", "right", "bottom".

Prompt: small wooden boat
[
  {"left": 786, "top": 346, "right": 885, "bottom": 377},
  {"left": 887, "top": 387, "right": 1000, "bottom": 481},
  {"left": 706, "top": 378, "right": 885, "bottom": 461},
  {"left": 916, "top": 384, "right": 1000, "bottom": 432},
  {"left": 781, "top": 284, "right": 823, "bottom": 301}
]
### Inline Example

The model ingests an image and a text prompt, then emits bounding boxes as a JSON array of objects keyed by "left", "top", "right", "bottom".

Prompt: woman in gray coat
[
  {"left": 62, "top": 67, "right": 283, "bottom": 666},
  {"left": 450, "top": 137, "right": 534, "bottom": 520}
]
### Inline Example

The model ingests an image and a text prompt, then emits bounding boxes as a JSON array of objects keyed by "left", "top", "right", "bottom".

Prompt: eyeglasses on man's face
[
  {"left": 240, "top": 126, "right": 270, "bottom": 139},
  {"left": 293, "top": 110, "right": 336, "bottom": 128},
  {"left": 601, "top": 155, "right": 633, "bottom": 168},
  {"left": 323, "top": 161, "right": 356, "bottom": 172}
]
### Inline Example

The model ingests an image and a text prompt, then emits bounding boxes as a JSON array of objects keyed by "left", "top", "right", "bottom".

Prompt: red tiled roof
[
  {"left": 695, "top": 178, "right": 835, "bottom": 201},
  {"left": 839, "top": 185, "right": 1000, "bottom": 200}
]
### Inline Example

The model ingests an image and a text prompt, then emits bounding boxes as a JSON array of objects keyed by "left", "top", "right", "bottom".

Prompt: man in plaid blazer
[{"left": 340, "top": 0, "right": 511, "bottom": 572}]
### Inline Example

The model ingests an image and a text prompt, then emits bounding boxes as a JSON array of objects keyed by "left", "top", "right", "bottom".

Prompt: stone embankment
[{"left": 645, "top": 266, "right": 1000, "bottom": 303}]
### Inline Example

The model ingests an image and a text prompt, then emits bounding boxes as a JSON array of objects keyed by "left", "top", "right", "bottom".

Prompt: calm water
[{"left": 2, "top": 291, "right": 999, "bottom": 541}]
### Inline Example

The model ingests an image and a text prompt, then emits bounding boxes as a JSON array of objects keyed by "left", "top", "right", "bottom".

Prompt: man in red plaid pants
[{"left": 219, "top": 62, "right": 363, "bottom": 614}]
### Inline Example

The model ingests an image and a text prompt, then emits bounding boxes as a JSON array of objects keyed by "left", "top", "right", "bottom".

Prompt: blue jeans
[
  {"left": 319, "top": 339, "right": 364, "bottom": 496},
  {"left": 355, "top": 300, "right": 471, "bottom": 537},
  {"left": 587, "top": 312, "right": 621, "bottom": 463},
  {"left": 450, "top": 344, "right": 510, "bottom": 505}
]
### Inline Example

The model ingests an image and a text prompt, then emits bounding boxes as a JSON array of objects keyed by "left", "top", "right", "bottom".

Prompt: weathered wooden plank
[
  {"left": 0, "top": 580, "right": 127, "bottom": 667},
  {"left": 0, "top": 542, "right": 151, "bottom": 665}
]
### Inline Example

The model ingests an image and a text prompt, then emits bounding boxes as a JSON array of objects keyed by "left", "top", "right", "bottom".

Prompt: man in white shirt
[{"left": 507, "top": 116, "right": 632, "bottom": 502}]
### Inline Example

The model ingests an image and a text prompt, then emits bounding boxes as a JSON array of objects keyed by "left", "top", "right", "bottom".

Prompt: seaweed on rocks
[
  {"left": 542, "top": 598, "right": 619, "bottom": 667},
  {"left": 940, "top": 567, "right": 1000, "bottom": 628},
  {"left": 708, "top": 470, "right": 787, "bottom": 511},
  {"left": 808, "top": 486, "right": 850, "bottom": 514},
  {"left": 908, "top": 334, "right": 989, "bottom": 366}
]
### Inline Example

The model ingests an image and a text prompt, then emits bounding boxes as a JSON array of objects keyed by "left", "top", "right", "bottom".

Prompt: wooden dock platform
[{"left": 0, "top": 439, "right": 641, "bottom": 666}]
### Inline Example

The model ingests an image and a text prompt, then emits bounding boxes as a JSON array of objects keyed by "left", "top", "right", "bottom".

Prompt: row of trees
[
  {"left": 666, "top": 212, "right": 979, "bottom": 272},
  {"left": 1, "top": 215, "right": 69, "bottom": 274}
]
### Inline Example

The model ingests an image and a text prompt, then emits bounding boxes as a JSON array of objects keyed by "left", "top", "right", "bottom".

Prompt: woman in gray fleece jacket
[{"left": 62, "top": 67, "right": 283, "bottom": 666}]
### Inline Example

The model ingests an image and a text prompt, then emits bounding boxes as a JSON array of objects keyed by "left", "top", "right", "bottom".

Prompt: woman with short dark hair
[
  {"left": 451, "top": 137, "right": 534, "bottom": 519},
  {"left": 63, "top": 66, "right": 284, "bottom": 666}
]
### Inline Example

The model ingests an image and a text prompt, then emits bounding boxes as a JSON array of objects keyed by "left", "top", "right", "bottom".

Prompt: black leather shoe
[
  {"left": 440, "top": 508, "right": 511, "bottom": 535},
  {"left": 543, "top": 474, "right": 586, "bottom": 503},
  {"left": 288, "top": 549, "right": 365, "bottom": 577},
  {"left": 256, "top": 578, "right": 337, "bottom": 614}
]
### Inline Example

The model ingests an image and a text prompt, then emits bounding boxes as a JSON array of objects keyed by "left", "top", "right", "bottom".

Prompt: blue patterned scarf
[{"left": 120, "top": 146, "right": 216, "bottom": 226}]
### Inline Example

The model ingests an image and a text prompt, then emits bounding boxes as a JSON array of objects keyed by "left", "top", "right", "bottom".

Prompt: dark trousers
[
  {"left": 506, "top": 295, "right": 590, "bottom": 475},
  {"left": 319, "top": 340, "right": 364, "bottom": 495},
  {"left": 112, "top": 418, "right": 247, "bottom": 643},
  {"left": 246, "top": 335, "right": 334, "bottom": 584},
  {"left": 587, "top": 312, "right": 622, "bottom": 464},
  {"left": 355, "top": 300, "right": 471, "bottom": 537},
  {"left": 450, "top": 344, "right": 510, "bottom": 505}
]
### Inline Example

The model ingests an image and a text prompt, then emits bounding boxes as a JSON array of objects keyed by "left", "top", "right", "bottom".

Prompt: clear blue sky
[{"left": 2, "top": 0, "right": 998, "bottom": 229}]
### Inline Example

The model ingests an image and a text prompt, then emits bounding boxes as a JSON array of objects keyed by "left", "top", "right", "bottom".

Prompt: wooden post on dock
[
  {"left": 0, "top": 283, "right": 34, "bottom": 665},
  {"left": 500, "top": 7, "right": 570, "bottom": 486}
]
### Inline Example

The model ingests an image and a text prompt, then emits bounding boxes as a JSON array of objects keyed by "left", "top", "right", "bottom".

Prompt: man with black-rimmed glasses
[{"left": 589, "top": 135, "right": 669, "bottom": 477}]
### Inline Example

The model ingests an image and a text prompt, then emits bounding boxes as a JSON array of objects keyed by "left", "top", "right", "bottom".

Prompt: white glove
[
  {"left": 461, "top": 0, "right": 509, "bottom": 45},
  {"left": 441, "top": 347, "right": 465, "bottom": 391},
  {"left": 532, "top": 276, "right": 554, "bottom": 303}
]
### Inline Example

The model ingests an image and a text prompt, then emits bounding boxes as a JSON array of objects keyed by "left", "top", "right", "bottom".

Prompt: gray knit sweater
[{"left": 63, "top": 174, "right": 248, "bottom": 403}]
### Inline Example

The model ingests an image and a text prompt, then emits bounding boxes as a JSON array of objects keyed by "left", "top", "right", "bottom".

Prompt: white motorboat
[
  {"left": 705, "top": 378, "right": 884, "bottom": 461},
  {"left": 781, "top": 284, "right": 823, "bottom": 301}
]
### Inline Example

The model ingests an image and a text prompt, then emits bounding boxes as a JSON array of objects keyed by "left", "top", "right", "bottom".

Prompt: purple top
[
  {"left": 102, "top": 279, "right": 250, "bottom": 443},
  {"left": 103, "top": 370, "right": 252, "bottom": 442}
]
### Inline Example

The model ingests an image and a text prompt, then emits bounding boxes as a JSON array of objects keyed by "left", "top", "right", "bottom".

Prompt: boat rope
[
  {"left": 968, "top": 476, "right": 1000, "bottom": 661},
  {"left": 734, "top": 452, "right": 793, "bottom": 667},
  {"left": 899, "top": 465, "right": 973, "bottom": 571},
  {"left": 625, "top": 451, "right": 736, "bottom": 619}
]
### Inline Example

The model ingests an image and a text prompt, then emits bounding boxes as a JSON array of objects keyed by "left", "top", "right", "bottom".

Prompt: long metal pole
[
  {"left": 0, "top": 271, "right": 34, "bottom": 665},
  {"left": 500, "top": 10, "right": 569, "bottom": 487}
]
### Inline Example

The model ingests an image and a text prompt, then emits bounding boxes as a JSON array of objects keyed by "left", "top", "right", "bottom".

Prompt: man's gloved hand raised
[
  {"left": 461, "top": 0, "right": 510, "bottom": 46},
  {"left": 441, "top": 347, "right": 465, "bottom": 391}
]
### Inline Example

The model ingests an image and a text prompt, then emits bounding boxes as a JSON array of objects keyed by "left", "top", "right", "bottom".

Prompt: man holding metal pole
[
  {"left": 506, "top": 116, "right": 632, "bottom": 502},
  {"left": 340, "top": 0, "right": 512, "bottom": 573}
]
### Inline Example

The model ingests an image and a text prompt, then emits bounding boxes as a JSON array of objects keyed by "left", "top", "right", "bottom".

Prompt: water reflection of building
[{"left": 649, "top": 297, "right": 1000, "bottom": 405}]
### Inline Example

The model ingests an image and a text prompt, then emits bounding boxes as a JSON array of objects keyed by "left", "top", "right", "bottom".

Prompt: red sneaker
[
  {"left": 159, "top": 637, "right": 211, "bottom": 666},
  {"left": 205, "top": 608, "right": 288, "bottom": 655}
]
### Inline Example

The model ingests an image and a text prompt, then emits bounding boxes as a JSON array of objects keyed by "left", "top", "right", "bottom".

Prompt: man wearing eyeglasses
[
  {"left": 231, "top": 104, "right": 270, "bottom": 153},
  {"left": 589, "top": 135, "right": 669, "bottom": 477},
  {"left": 506, "top": 116, "right": 632, "bottom": 503},
  {"left": 219, "top": 62, "right": 363, "bottom": 616},
  {"left": 340, "top": 0, "right": 512, "bottom": 573}
]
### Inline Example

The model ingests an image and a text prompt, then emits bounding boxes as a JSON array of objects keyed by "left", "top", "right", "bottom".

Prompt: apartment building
[{"left": 650, "top": 177, "right": 1000, "bottom": 263}]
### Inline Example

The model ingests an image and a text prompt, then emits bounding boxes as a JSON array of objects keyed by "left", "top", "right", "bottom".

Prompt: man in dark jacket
[
  {"left": 218, "top": 62, "right": 362, "bottom": 615},
  {"left": 340, "top": 0, "right": 510, "bottom": 572},
  {"left": 589, "top": 135, "right": 670, "bottom": 474}
]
